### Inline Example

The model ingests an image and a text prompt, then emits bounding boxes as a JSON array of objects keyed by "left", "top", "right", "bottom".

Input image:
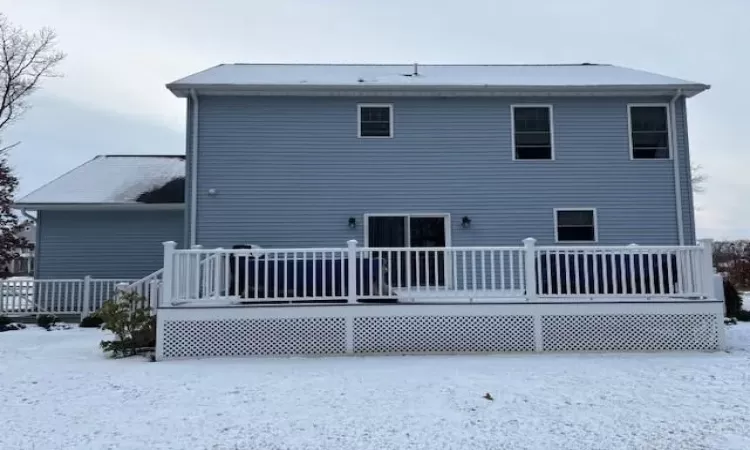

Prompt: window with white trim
[
  {"left": 512, "top": 105, "right": 553, "bottom": 160},
  {"left": 629, "top": 105, "right": 670, "bottom": 159},
  {"left": 358, "top": 104, "right": 392, "bottom": 138},
  {"left": 555, "top": 209, "right": 596, "bottom": 242}
]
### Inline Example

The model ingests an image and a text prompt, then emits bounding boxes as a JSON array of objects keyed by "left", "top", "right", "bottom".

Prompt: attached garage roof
[
  {"left": 15, "top": 155, "right": 185, "bottom": 210},
  {"left": 167, "top": 63, "right": 709, "bottom": 97}
]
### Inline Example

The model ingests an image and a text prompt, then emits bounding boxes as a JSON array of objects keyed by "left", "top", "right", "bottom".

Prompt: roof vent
[{"left": 402, "top": 63, "right": 420, "bottom": 78}]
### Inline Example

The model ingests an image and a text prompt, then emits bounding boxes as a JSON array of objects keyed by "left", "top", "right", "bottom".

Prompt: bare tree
[
  {"left": 0, "top": 13, "right": 65, "bottom": 152},
  {"left": 0, "top": 14, "right": 64, "bottom": 277},
  {"left": 691, "top": 163, "right": 706, "bottom": 193},
  {"left": 713, "top": 240, "right": 750, "bottom": 290}
]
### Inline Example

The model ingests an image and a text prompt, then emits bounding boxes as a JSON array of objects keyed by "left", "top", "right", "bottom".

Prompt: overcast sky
[{"left": 1, "top": 0, "right": 747, "bottom": 239}]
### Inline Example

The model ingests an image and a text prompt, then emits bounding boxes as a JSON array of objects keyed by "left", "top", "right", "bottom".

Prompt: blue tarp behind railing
[
  {"left": 537, "top": 253, "right": 680, "bottom": 295},
  {"left": 228, "top": 256, "right": 385, "bottom": 298}
]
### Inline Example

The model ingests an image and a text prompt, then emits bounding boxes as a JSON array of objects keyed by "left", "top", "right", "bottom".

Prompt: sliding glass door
[{"left": 366, "top": 215, "right": 447, "bottom": 288}]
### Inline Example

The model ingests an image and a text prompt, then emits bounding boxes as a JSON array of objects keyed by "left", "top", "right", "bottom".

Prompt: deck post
[
  {"left": 80, "top": 275, "right": 92, "bottom": 321},
  {"left": 698, "top": 238, "right": 714, "bottom": 298},
  {"left": 214, "top": 248, "right": 223, "bottom": 300},
  {"left": 148, "top": 280, "right": 159, "bottom": 315},
  {"left": 523, "top": 238, "right": 537, "bottom": 302},
  {"left": 347, "top": 240, "right": 358, "bottom": 304},
  {"left": 190, "top": 244, "right": 202, "bottom": 299},
  {"left": 162, "top": 241, "right": 177, "bottom": 307}
]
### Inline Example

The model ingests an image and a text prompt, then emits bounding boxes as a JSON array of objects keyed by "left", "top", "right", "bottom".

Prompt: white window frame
[
  {"left": 627, "top": 103, "right": 672, "bottom": 160},
  {"left": 511, "top": 104, "right": 555, "bottom": 161},
  {"left": 553, "top": 208, "right": 598, "bottom": 243},
  {"left": 357, "top": 103, "right": 394, "bottom": 139}
]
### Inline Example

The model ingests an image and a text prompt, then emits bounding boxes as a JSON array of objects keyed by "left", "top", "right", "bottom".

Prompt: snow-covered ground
[{"left": 1, "top": 326, "right": 750, "bottom": 450}]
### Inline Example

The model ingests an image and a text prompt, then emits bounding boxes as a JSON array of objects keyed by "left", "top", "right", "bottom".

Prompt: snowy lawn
[{"left": 2, "top": 326, "right": 750, "bottom": 450}]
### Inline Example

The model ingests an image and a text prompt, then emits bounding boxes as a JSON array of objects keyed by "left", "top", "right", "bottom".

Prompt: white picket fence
[
  {"left": 0, "top": 277, "right": 136, "bottom": 318},
  {"left": 160, "top": 238, "right": 716, "bottom": 306}
]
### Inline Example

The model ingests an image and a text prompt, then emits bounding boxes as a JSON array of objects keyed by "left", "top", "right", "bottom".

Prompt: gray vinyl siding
[
  {"left": 194, "top": 95, "right": 696, "bottom": 249},
  {"left": 35, "top": 210, "right": 184, "bottom": 279}
]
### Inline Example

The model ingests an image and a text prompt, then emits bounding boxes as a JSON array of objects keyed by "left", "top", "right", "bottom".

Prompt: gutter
[
  {"left": 189, "top": 89, "right": 199, "bottom": 246},
  {"left": 167, "top": 83, "right": 710, "bottom": 98},
  {"left": 13, "top": 203, "right": 185, "bottom": 211},
  {"left": 669, "top": 89, "right": 684, "bottom": 245}
]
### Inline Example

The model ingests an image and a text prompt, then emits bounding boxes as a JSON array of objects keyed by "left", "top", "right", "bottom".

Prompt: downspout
[
  {"left": 189, "top": 89, "right": 199, "bottom": 247},
  {"left": 669, "top": 89, "right": 684, "bottom": 245},
  {"left": 20, "top": 209, "right": 36, "bottom": 223}
]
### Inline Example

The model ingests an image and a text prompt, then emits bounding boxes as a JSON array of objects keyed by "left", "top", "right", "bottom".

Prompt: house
[
  {"left": 19, "top": 64, "right": 705, "bottom": 274},
  {"left": 164, "top": 63, "right": 707, "bottom": 251},
  {"left": 10, "top": 63, "right": 724, "bottom": 359},
  {"left": 14, "top": 155, "right": 185, "bottom": 280},
  {"left": 5, "top": 155, "right": 184, "bottom": 317}
]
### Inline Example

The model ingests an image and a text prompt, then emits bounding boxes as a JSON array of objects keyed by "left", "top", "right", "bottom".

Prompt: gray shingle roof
[
  {"left": 16, "top": 155, "right": 185, "bottom": 208},
  {"left": 167, "top": 63, "right": 708, "bottom": 97}
]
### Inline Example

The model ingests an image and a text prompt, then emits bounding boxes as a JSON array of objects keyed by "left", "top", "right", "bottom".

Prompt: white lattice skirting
[{"left": 155, "top": 302, "right": 725, "bottom": 360}]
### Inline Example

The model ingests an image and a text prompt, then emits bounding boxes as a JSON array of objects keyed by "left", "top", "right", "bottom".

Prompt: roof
[
  {"left": 167, "top": 63, "right": 709, "bottom": 97},
  {"left": 15, "top": 155, "right": 186, "bottom": 210}
]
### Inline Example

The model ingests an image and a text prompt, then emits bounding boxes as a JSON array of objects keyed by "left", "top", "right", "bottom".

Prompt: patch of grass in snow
[{"left": 0, "top": 322, "right": 26, "bottom": 332}]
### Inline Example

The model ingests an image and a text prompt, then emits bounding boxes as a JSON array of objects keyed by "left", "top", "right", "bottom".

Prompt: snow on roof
[
  {"left": 15, "top": 155, "right": 185, "bottom": 207},
  {"left": 167, "top": 63, "right": 708, "bottom": 95}
]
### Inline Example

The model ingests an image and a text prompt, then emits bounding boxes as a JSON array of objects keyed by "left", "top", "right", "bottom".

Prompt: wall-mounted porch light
[
  {"left": 348, "top": 217, "right": 357, "bottom": 229},
  {"left": 461, "top": 216, "right": 472, "bottom": 228}
]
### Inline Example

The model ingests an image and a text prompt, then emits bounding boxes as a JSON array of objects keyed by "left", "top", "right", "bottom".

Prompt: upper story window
[
  {"left": 629, "top": 104, "right": 670, "bottom": 159},
  {"left": 555, "top": 209, "right": 597, "bottom": 242},
  {"left": 512, "top": 105, "right": 554, "bottom": 160},
  {"left": 358, "top": 104, "right": 393, "bottom": 138}
]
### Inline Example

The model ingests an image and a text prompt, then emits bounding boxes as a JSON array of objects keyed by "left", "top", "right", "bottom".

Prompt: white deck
[
  {"left": 156, "top": 300, "right": 725, "bottom": 360},
  {"left": 151, "top": 239, "right": 722, "bottom": 359},
  {"left": 167, "top": 289, "right": 709, "bottom": 308}
]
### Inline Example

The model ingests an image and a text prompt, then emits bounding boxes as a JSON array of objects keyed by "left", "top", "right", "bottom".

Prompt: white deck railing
[
  {"left": 0, "top": 277, "right": 136, "bottom": 318},
  {"left": 353, "top": 246, "right": 526, "bottom": 300},
  {"left": 160, "top": 238, "right": 716, "bottom": 307},
  {"left": 533, "top": 245, "right": 710, "bottom": 298},
  {"left": 124, "top": 269, "right": 163, "bottom": 311}
]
